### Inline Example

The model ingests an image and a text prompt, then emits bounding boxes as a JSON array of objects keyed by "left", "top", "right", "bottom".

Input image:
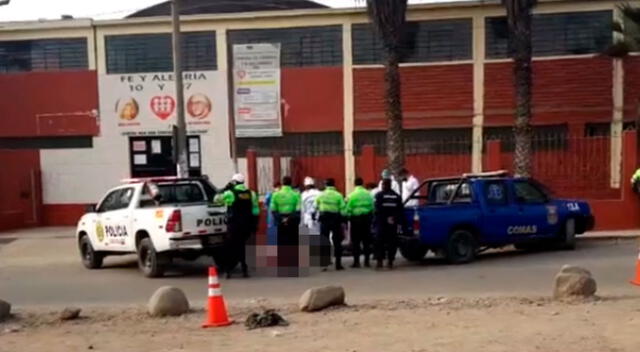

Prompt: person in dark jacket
[
  {"left": 374, "top": 177, "right": 404, "bottom": 269},
  {"left": 221, "top": 173, "right": 259, "bottom": 279}
]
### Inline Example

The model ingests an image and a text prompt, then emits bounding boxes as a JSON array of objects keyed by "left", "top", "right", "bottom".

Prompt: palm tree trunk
[
  {"left": 513, "top": 50, "right": 533, "bottom": 177},
  {"left": 508, "top": 1, "right": 535, "bottom": 178},
  {"left": 384, "top": 49, "right": 405, "bottom": 178}
]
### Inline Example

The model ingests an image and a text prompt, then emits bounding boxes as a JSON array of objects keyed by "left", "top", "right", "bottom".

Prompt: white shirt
[
  {"left": 300, "top": 188, "right": 321, "bottom": 235},
  {"left": 403, "top": 175, "right": 420, "bottom": 207},
  {"left": 371, "top": 176, "right": 401, "bottom": 198}
]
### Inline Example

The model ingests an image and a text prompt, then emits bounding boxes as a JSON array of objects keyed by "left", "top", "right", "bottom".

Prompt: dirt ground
[{"left": 1, "top": 296, "right": 640, "bottom": 352}]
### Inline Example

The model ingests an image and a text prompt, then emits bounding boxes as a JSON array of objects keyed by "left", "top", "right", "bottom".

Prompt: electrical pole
[{"left": 172, "top": 0, "right": 189, "bottom": 177}]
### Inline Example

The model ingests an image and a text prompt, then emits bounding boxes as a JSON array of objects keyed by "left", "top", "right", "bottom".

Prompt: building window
[
  {"left": 355, "top": 128, "right": 472, "bottom": 155},
  {"left": 486, "top": 10, "right": 612, "bottom": 59},
  {"left": 228, "top": 26, "right": 343, "bottom": 67},
  {"left": 237, "top": 132, "right": 343, "bottom": 156},
  {"left": 105, "top": 31, "right": 217, "bottom": 74},
  {"left": 484, "top": 125, "right": 568, "bottom": 151},
  {"left": 353, "top": 19, "right": 472, "bottom": 65},
  {"left": 0, "top": 38, "right": 88, "bottom": 73}
]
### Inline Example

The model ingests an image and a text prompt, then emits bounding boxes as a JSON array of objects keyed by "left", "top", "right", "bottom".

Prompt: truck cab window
[{"left": 513, "top": 181, "right": 547, "bottom": 204}]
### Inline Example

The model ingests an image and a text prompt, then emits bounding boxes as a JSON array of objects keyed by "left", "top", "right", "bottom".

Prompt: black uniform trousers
[
  {"left": 319, "top": 212, "right": 344, "bottom": 267},
  {"left": 375, "top": 222, "right": 398, "bottom": 263},
  {"left": 350, "top": 214, "right": 373, "bottom": 265},
  {"left": 276, "top": 213, "right": 300, "bottom": 270},
  {"left": 226, "top": 219, "right": 252, "bottom": 275}
]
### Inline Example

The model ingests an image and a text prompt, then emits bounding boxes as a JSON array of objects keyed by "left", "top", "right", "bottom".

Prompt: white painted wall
[{"left": 40, "top": 70, "right": 235, "bottom": 204}]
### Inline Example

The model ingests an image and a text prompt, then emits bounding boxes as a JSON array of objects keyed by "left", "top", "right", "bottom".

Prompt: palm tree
[
  {"left": 361, "top": 0, "right": 408, "bottom": 179},
  {"left": 503, "top": 0, "right": 537, "bottom": 177},
  {"left": 608, "top": 3, "right": 640, "bottom": 57}
]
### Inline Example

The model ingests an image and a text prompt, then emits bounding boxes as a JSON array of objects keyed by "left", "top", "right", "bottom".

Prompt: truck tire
[
  {"left": 558, "top": 218, "right": 576, "bottom": 250},
  {"left": 400, "top": 240, "right": 428, "bottom": 262},
  {"left": 79, "top": 235, "right": 103, "bottom": 269},
  {"left": 445, "top": 230, "right": 477, "bottom": 264},
  {"left": 137, "top": 238, "right": 165, "bottom": 278}
]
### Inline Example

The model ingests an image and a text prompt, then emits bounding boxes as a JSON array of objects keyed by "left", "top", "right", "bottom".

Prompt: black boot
[
  {"left": 387, "top": 261, "right": 394, "bottom": 270},
  {"left": 376, "top": 261, "right": 383, "bottom": 270},
  {"left": 242, "top": 263, "right": 249, "bottom": 278},
  {"left": 364, "top": 257, "right": 370, "bottom": 268},
  {"left": 336, "top": 258, "right": 345, "bottom": 271}
]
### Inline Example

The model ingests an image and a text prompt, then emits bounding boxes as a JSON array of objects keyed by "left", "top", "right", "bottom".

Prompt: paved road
[{"left": 1, "top": 228, "right": 639, "bottom": 307}]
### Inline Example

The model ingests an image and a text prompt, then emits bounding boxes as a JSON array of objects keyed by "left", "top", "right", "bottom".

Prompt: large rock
[
  {"left": 0, "top": 299, "right": 10, "bottom": 322},
  {"left": 299, "top": 286, "right": 345, "bottom": 312},
  {"left": 148, "top": 287, "right": 190, "bottom": 317},
  {"left": 553, "top": 265, "right": 597, "bottom": 300}
]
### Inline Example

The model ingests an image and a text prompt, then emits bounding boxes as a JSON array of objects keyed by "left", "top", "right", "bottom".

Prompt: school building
[{"left": 1, "top": 0, "right": 639, "bottom": 231}]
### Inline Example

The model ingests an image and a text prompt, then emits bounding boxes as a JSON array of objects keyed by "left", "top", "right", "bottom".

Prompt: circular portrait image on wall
[
  {"left": 187, "top": 93, "right": 212, "bottom": 120},
  {"left": 116, "top": 97, "right": 140, "bottom": 121}
]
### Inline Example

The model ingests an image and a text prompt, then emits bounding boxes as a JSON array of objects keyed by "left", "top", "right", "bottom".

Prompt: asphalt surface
[{"left": 1, "top": 228, "right": 639, "bottom": 307}]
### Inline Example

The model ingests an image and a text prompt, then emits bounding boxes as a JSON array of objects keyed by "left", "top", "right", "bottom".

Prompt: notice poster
[
  {"left": 99, "top": 71, "right": 224, "bottom": 136},
  {"left": 233, "top": 43, "right": 282, "bottom": 137}
]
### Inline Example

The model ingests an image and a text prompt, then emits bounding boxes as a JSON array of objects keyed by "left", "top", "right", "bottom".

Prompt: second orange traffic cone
[
  {"left": 202, "top": 267, "right": 233, "bottom": 328},
  {"left": 631, "top": 251, "right": 640, "bottom": 286}
]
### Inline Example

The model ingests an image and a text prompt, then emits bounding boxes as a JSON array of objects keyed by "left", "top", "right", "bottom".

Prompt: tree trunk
[
  {"left": 384, "top": 49, "right": 405, "bottom": 179},
  {"left": 511, "top": 8, "right": 533, "bottom": 178}
]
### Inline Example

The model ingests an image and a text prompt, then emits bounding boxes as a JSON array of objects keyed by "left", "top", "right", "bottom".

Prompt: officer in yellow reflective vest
[
  {"left": 316, "top": 178, "right": 347, "bottom": 271},
  {"left": 270, "top": 176, "right": 301, "bottom": 276}
]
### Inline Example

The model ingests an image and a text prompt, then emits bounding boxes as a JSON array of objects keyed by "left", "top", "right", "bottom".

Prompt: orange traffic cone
[
  {"left": 631, "top": 251, "right": 640, "bottom": 286},
  {"left": 202, "top": 267, "right": 233, "bottom": 328}
]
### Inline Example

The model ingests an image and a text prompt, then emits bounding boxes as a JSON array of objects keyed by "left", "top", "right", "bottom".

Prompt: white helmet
[
  {"left": 231, "top": 173, "right": 245, "bottom": 183},
  {"left": 304, "top": 177, "right": 315, "bottom": 187}
]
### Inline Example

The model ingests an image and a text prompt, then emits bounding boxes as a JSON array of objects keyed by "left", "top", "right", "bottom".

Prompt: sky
[{"left": 0, "top": 0, "right": 466, "bottom": 22}]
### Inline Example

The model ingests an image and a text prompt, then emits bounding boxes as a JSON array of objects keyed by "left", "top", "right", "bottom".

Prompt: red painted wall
[
  {"left": 354, "top": 64, "right": 474, "bottom": 130},
  {"left": 485, "top": 58, "right": 613, "bottom": 126},
  {"left": 0, "top": 71, "right": 99, "bottom": 137},
  {"left": 624, "top": 56, "right": 640, "bottom": 120},
  {"left": 281, "top": 67, "right": 343, "bottom": 132},
  {"left": 291, "top": 155, "right": 346, "bottom": 193},
  {"left": 0, "top": 150, "right": 41, "bottom": 231},
  {"left": 355, "top": 153, "right": 471, "bottom": 186},
  {"left": 42, "top": 204, "right": 87, "bottom": 227}
]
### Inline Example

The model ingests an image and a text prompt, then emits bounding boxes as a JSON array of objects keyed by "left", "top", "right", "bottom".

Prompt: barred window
[
  {"left": 237, "top": 132, "right": 343, "bottom": 157},
  {"left": 0, "top": 38, "right": 88, "bottom": 73},
  {"left": 105, "top": 31, "right": 217, "bottom": 74},
  {"left": 486, "top": 10, "right": 612, "bottom": 59},
  {"left": 354, "top": 128, "right": 472, "bottom": 155},
  {"left": 228, "top": 26, "right": 343, "bottom": 67},
  {"left": 484, "top": 125, "right": 569, "bottom": 151},
  {"left": 353, "top": 19, "right": 472, "bottom": 65}
]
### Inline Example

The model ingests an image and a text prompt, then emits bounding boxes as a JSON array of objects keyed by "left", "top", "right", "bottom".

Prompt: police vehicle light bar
[{"left": 121, "top": 176, "right": 183, "bottom": 184}]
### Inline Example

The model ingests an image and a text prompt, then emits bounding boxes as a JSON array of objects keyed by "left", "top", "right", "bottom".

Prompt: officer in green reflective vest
[
  {"left": 221, "top": 173, "right": 259, "bottom": 279},
  {"left": 316, "top": 178, "right": 347, "bottom": 271},
  {"left": 345, "top": 177, "right": 375, "bottom": 268},
  {"left": 270, "top": 176, "right": 302, "bottom": 276}
]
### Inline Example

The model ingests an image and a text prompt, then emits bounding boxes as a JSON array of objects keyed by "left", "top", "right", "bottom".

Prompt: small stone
[
  {"left": 3, "top": 326, "right": 21, "bottom": 333},
  {"left": 87, "top": 345, "right": 94, "bottom": 350},
  {"left": 271, "top": 330, "right": 283, "bottom": 337},
  {"left": 0, "top": 299, "right": 11, "bottom": 322},
  {"left": 551, "top": 311, "right": 560, "bottom": 316},
  {"left": 299, "top": 286, "right": 345, "bottom": 312},
  {"left": 148, "top": 286, "right": 190, "bottom": 317},
  {"left": 59, "top": 307, "right": 82, "bottom": 321},
  {"left": 553, "top": 265, "right": 597, "bottom": 300}
]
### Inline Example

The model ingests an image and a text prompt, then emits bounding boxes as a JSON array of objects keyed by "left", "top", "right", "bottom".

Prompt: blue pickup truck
[{"left": 399, "top": 171, "right": 595, "bottom": 264}]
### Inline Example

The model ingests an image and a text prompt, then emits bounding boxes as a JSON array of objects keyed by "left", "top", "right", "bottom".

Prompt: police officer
[
  {"left": 345, "top": 177, "right": 375, "bottom": 268},
  {"left": 316, "top": 178, "right": 346, "bottom": 271},
  {"left": 374, "top": 177, "right": 404, "bottom": 270},
  {"left": 270, "top": 176, "right": 302, "bottom": 276},
  {"left": 221, "top": 173, "right": 259, "bottom": 279}
]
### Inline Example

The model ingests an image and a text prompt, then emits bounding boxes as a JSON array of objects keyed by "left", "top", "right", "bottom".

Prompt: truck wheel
[
  {"left": 400, "top": 241, "right": 428, "bottom": 262},
  {"left": 558, "top": 218, "right": 576, "bottom": 250},
  {"left": 137, "top": 238, "right": 165, "bottom": 278},
  {"left": 445, "top": 230, "right": 477, "bottom": 264},
  {"left": 79, "top": 235, "right": 103, "bottom": 269}
]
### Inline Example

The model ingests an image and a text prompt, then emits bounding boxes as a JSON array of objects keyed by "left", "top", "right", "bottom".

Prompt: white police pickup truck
[{"left": 76, "top": 177, "right": 228, "bottom": 277}]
